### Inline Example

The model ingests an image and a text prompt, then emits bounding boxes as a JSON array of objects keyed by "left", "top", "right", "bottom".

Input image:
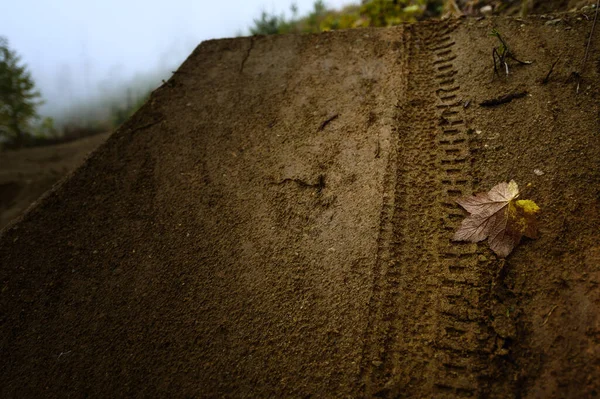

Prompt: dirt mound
[
  {"left": 1, "top": 15, "right": 599, "bottom": 398},
  {"left": 0, "top": 133, "right": 109, "bottom": 230}
]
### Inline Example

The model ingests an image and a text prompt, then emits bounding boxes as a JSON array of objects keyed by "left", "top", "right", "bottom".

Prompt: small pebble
[{"left": 480, "top": 5, "right": 493, "bottom": 15}]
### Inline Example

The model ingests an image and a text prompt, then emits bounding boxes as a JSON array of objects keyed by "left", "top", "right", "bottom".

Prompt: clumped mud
[{"left": 1, "top": 12, "right": 599, "bottom": 399}]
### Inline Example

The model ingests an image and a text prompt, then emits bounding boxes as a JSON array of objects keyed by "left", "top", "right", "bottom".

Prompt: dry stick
[
  {"left": 318, "top": 113, "right": 339, "bottom": 131},
  {"left": 542, "top": 305, "right": 558, "bottom": 326},
  {"left": 577, "top": 0, "right": 600, "bottom": 93},
  {"left": 479, "top": 91, "right": 528, "bottom": 107},
  {"left": 491, "top": 30, "right": 532, "bottom": 79},
  {"left": 129, "top": 119, "right": 163, "bottom": 134},
  {"left": 542, "top": 56, "right": 561, "bottom": 84}
]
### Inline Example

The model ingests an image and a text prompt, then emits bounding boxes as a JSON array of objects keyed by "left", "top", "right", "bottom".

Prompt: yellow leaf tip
[
  {"left": 508, "top": 180, "right": 519, "bottom": 196},
  {"left": 515, "top": 199, "right": 540, "bottom": 214}
]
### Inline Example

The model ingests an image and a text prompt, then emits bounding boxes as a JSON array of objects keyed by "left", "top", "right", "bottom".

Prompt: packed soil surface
[
  {"left": 0, "top": 133, "right": 109, "bottom": 230},
  {"left": 1, "top": 12, "right": 600, "bottom": 399}
]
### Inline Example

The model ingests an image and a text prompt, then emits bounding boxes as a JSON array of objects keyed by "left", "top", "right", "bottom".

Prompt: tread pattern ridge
[
  {"left": 361, "top": 21, "right": 495, "bottom": 398},
  {"left": 358, "top": 26, "right": 409, "bottom": 396},
  {"left": 430, "top": 21, "right": 493, "bottom": 398}
]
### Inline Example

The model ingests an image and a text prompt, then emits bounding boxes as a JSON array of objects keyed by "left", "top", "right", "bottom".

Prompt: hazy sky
[{"left": 1, "top": 0, "right": 351, "bottom": 119}]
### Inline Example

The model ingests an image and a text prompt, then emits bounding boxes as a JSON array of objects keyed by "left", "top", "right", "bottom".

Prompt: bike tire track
[
  {"left": 361, "top": 20, "right": 497, "bottom": 398},
  {"left": 429, "top": 21, "right": 495, "bottom": 398}
]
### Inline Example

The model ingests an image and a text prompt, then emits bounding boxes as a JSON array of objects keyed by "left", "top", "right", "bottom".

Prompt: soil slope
[
  {"left": 0, "top": 133, "right": 109, "bottom": 230},
  {"left": 1, "top": 15, "right": 600, "bottom": 398}
]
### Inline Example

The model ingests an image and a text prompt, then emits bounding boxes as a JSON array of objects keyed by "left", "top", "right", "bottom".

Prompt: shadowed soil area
[
  {"left": 1, "top": 13, "right": 600, "bottom": 398},
  {"left": 0, "top": 133, "right": 109, "bottom": 230}
]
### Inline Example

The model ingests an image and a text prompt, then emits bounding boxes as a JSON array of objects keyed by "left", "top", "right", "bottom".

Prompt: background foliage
[
  {"left": 249, "top": 0, "right": 445, "bottom": 35},
  {"left": 0, "top": 36, "right": 44, "bottom": 147}
]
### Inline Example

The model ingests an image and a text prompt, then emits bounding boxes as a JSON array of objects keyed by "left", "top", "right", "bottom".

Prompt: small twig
[
  {"left": 129, "top": 119, "right": 163, "bottom": 134},
  {"left": 585, "top": 0, "right": 600, "bottom": 66},
  {"left": 542, "top": 305, "right": 558, "bottom": 326},
  {"left": 542, "top": 57, "right": 561, "bottom": 84},
  {"left": 577, "top": 0, "right": 599, "bottom": 93},
  {"left": 318, "top": 113, "right": 339, "bottom": 131},
  {"left": 509, "top": 54, "right": 534, "bottom": 65},
  {"left": 492, "top": 47, "right": 509, "bottom": 77},
  {"left": 490, "top": 29, "right": 532, "bottom": 79},
  {"left": 479, "top": 91, "right": 528, "bottom": 107}
]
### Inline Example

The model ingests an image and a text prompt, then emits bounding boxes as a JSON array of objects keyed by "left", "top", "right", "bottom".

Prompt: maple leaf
[{"left": 453, "top": 180, "right": 540, "bottom": 257}]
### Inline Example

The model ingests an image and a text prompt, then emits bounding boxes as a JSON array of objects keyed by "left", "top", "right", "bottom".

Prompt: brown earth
[
  {"left": 1, "top": 12, "right": 600, "bottom": 399},
  {"left": 0, "top": 133, "right": 110, "bottom": 230}
]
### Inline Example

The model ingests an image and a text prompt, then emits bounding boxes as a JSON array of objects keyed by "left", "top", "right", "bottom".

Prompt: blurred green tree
[
  {"left": 358, "top": 0, "right": 430, "bottom": 26},
  {"left": 0, "top": 36, "right": 42, "bottom": 147},
  {"left": 250, "top": 11, "right": 284, "bottom": 35}
]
